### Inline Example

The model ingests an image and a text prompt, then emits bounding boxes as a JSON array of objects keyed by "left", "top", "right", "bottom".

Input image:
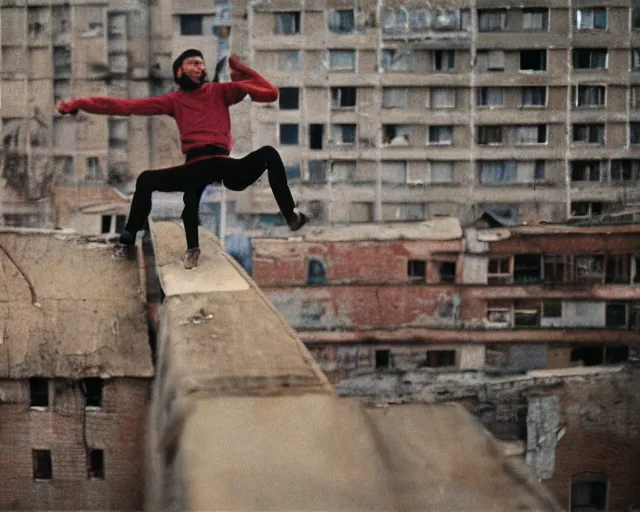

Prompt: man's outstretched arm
[
  {"left": 57, "top": 95, "right": 174, "bottom": 117},
  {"left": 225, "top": 55, "right": 278, "bottom": 104}
]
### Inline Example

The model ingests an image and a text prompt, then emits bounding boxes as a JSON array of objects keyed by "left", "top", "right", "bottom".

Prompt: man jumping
[{"left": 57, "top": 50, "right": 307, "bottom": 269}]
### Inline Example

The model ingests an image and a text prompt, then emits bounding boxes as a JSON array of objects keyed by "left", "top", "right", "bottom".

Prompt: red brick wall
[
  {"left": 490, "top": 233, "right": 640, "bottom": 254},
  {"left": 0, "top": 377, "right": 151, "bottom": 510}
]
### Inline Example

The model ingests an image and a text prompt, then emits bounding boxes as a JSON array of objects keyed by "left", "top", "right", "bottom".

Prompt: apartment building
[
  {"left": 250, "top": 218, "right": 640, "bottom": 510},
  {"left": 200, "top": 0, "right": 639, "bottom": 229}
]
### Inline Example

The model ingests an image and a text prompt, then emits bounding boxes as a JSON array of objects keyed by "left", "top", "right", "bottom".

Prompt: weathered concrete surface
[
  {"left": 0, "top": 229, "right": 152, "bottom": 378},
  {"left": 180, "top": 398, "right": 560, "bottom": 512},
  {"left": 145, "top": 221, "right": 561, "bottom": 511}
]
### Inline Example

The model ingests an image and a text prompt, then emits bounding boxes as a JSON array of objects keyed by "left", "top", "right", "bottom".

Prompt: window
[
  {"left": 87, "top": 449, "right": 104, "bottom": 479},
  {"left": 278, "top": 88, "right": 299, "bottom": 110},
  {"left": 330, "top": 162, "right": 356, "bottom": 183},
  {"left": 331, "top": 124, "right": 356, "bottom": 144},
  {"left": 605, "top": 254, "right": 630, "bottom": 283},
  {"left": 543, "top": 301, "right": 562, "bottom": 318},
  {"left": 523, "top": 9, "right": 548, "bottom": 31},
  {"left": 279, "top": 124, "right": 299, "bottom": 145},
  {"left": 275, "top": 12, "right": 300, "bottom": 35},
  {"left": 308, "top": 161, "right": 326, "bottom": 184},
  {"left": 631, "top": 86, "right": 640, "bottom": 108},
  {"left": 382, "top": 87, "right": 408, "bottom": 108},
  {"left": 572, "top": 124, "right": 605, "bottom": 144},
  {"left": 285, "top": 164, "right": 301, "bottom": 181},
  {"left": 520, "top": 50, "right": 547, "bottom": 71},
  {"left": 575, "top": 255, "right": 604, "bottom": 283},
  {"left": 382, "top": 8, "right": 408, "bottom": 34},
  {"left": 431, "top": 161, "right": 453, "bottom": 183},
  {"left": 278, "top": 51, "right": 300, "bottom": 71},
  {"left": 634, "top": 5, "right": 640, "bottom": 29},
  {"left": 30, "top": 378, "right": 49, "bottom": 408},
  {"left": 85, "top": 157, "right": 101, "bottom": 181},
  {"left": 309, "top": 124, "right": 324, "bottom": 150},
  {"left": 375, "top": 349, "right": 391, "bottom": 369},
  {"left": 309, "top": 201, "right": 325, "bottom": 222},
  {"left": 433, "top": 50, "right": 455, "bottom": 71},
  {"left": 430, "top": 88, "right": 455, "bottom": 108},
  {"left": 611, "top": 160, "right": 640, "bottom": 182},
  {"left": 571, "top": 346, "right": 605, "bottom": 366},
  {"left": 513, "top": 254, "right": 541, "bottom": 284},
  {"left": 571, "top": 160, "right": 602, "bottom": 182},
  {"left": 605, "top": 345, "right": 629, "bottom": 363},
  {"left": 573, "top": 8, "right": 607, "bottom": 30},
  {"left": 514, "top": 301, "right": 540, "bottom": 327},
  {"left": 478, "top": 10, "right": 506, "bottom": 31},
  {"left": 571, "top": 201, "right": 604, "bottom": 217},
  {"left": 307, "top": 258, "right": 327, "bottom": 285},
  {"left": 53, "top": 46, "right": 71, "bottom": 76},
  {"left": 408, "top": 260, "right": 426, "bottom": 280},
  {"left": 479, "top": 161, "right": 515, "bottom": 184},
  {"left": 179, "top": 15, "right": 202, "bottom": 35},
  {"left": 606, "top": 303, "right": 627, "bottom": 328},
  {"left": 488, "top": 258, "right": 511, "bottom": 284},
  {"left": 543, "top": 255, "right": 569, "bottom": 283},
  {"left": 329, "top": 50, "right": 356, "bottom": 70},
  {"left": 487, "top": 307, "right": 511, "bottom": 326},
  {"left": 478, "top": 126, "right": 502, "bottom": 145},
  {"left": 632, "top": 49, "right": 640, "bottom": 70},
  {"left": 630, "top": 122, "right": 640, "bottom": 145},
  {"left": 428, "top": 126, "right": 453, "bottom": 145},
  {"left": 572, "top": 85, "right": 605, "bottom": 107},
  {"left": 433, "top": 9, "right": 462, "bottom": 31},
  {"left": 108, "top": 119, "right": 127, "bottom": 149},
  {"left": 381, "top": 161, "right": 407, "bottom": 183},
  {"left": 331, "top": 87, "right": 356, "bottom": 108},
  {"left": 383, "top": 125, "right": 411, "bottom": 145},
  {"left": 511, "top": 125, "right": 547, "bottom": 144},
  {"left": 477, "top": 87, "right": 503, "bottom": 107},
  {"left": 101, "top": 215, "right": 112, "bottom": 234},
  {"left": 476, "top": 50, "right": 505, "bottom": 72},
  {"left": 33, "top": 450, "right": 52, "bottom": 480},
  {"left": 381, "top": 203, "right": 425, "bottom": 221},
  {"left": 328, "top": 9, "right": 354, "bottom": 33},
  {"left": 381, "top": 49, "right": 413, "bottom": 71},
  {"left": 520, "top": 87, "right": 546, "bottom": 107},
  {"left": 573, "top": 49, "right": 607, "bottom": 69},
  {"left": 438, "top": 261, "right": 456, "bottom": 283},
  {"left": 83, "top": 378, "right": 103, "bottom": 409},
  {"left": 421, "top": 350, "right": 456, "bottom": 368},
  {"left": 115, "top": 215, "right": 126, "bottom": 233}
]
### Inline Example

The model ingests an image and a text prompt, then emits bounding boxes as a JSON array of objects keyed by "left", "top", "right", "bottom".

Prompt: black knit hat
[{"left": 172, "top": 49, "right": 204, "bottom": 82}]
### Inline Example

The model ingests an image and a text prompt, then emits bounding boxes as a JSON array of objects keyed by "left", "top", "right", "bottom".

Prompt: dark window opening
[
  {"left": 514, "top": 304, "right": 540, "bottom": 327},
  {"left": 605, "top": 345, "right": 629, "bottom": 364},
  {"left": 115, "top": 215, "right": 126, "bottom": 234},
  {"left": 422, "top": 350, "right": 455, "bottom": 368},
  {"left": 33, "top": 450, "right": 52, "bottom": 480},
  {"left": 544, "top": 255, "right": 568, "bottom": 283},
  {"left": 571, "top": 346, "right": 604, "bottom": 366},
  {"left": 307, "top": 259, "right": 327, "bottom": 285},
  {"left": 520, "top": 50, "right": 547, "bottom": 71},
  {"left": 571, "top": 477, "right": 607, "bottom": 511},
  {"left": 438, "top": 261, "right": 456, "bottom": 283},
  {"left": 87, "top": 449, "right": 104, "bottom": 479},
  {"left": 279, "top": 87, "right": 299, "bottom": 110},
  {"left": 280, "top": 124, "right": 299, "bottom": 145},
  {"left": 308, "top": 161, "right": 326, "bottom": 184},
  {"left": 309, "top": 124, "right": 324, "bottom": 150},
  {"left": 605, "top": 255, "right": 629, "bottom": 284},
  {"left": 543, "top": 301, "right": 562, "bottom": 318},
  {"left": 285, "top": 165, "right": 301, "bottom": 182},
  {"left": 375, "top": 349, "right": 390, "bottom": 369},
  {"left": 328, "top": 9, "right": 355, "bottom": 33},
  {"left": 331, "top": 87, "right": 356, "bottom": 108},
  {"left": 408, "top": 260, "right": 426, "bottom": 280},
  {"left": 180, "top": 15, "right": 203, "bottom": 35},
  {"left": 83, "top": 378, "right": 103, "bottom": 409},
  {"left": 30, "top": 378, "right": 49, "bottom": 408},
  {"left": 275, "top": 12, "right": 300, "bottom": 35},
  {"left": 575, "top": 255, "right": 604, "bottom": 284},
  {"left": 101, "top": 215, "right": 112, "bottom": 234},
  {"left": 605, "top": 303, "right": 627, "bottom": 328},
  {"left": 513, "top": 254, "right": 541, "bottom": 284}
]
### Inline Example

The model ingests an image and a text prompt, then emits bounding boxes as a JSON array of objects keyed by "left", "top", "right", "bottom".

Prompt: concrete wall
[{"left": 0, "top": 378, "right": 150, "bottom": 510}]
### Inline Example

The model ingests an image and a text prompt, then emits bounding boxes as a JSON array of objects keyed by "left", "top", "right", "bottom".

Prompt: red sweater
[{"left": 69, "top": 68, "right": 277, "bottom": 154}]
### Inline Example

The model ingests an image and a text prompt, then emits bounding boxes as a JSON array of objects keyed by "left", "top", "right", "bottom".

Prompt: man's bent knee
[{"left": 135, "top": 170, "right": 154, "bottom": 190}]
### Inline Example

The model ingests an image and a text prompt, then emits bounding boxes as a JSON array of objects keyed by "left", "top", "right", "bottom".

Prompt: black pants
[{"left": 122, "top": 145, "right": 296, "bottom": 249}]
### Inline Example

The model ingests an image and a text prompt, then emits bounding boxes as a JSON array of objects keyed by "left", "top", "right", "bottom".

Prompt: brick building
[
  {"left": 251, "top": 217, "right": 640, "bottom": 510},
  {"left": 0, "top": 229, "right": 153, "bottom": 510}
]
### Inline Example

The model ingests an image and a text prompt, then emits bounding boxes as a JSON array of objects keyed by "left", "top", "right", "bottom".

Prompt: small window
[
  {"left": 630, "top": 122, "right": 640, "bottom": 145},
  {"left": 101, "top": 215, "right": 112, "bottom": 234},
  {"left": 488, "top": 258, "right": 511, "bottom": 284},
  {"left": 330, "top": 161, "right": 355, "bottom": 183},
  {"left": 329, "top": 50, "right": 356, "bottom": 70},
  {"left": 308, "top": 161, "right": 326, "bottom": 184},
  {"left": 433, "top": 50, "right": 455, "bottom": 71},
  {"left": 87, "top": 449, "right": 104, "bottom": 479},
  {"left": 30, "top": 378, "right": 49, "bottom": 408},
  {"left": 331, "top": 124, "right": 356, "bottom": 144},
  {"left": 382, "top": 87, "right": 408, "bottom": 108},
  {"left": 606, "top": 303, "right": 627, "bottom": 328},
  {"left": 408, "top": 260, "right": 426, "bottom": 280},
  {"left": 543, "top": 301, "right": 562, "bottom": 318},
  {"left": 383, "top": 125, "right": 411, "bottom": 145},
  {"left": 85, "top": 157, "right": 101, "bottom": 181},
  {"left": 285, "top": 164, "right": 301, "bottom": 182},
  {"left": 279, "top": 124, "right": 299, "bottom": 145},
  {"left": 571, "top": 472, "right": 608, "bottom": 511},
  {"left": 179, "top": 15, "right": 203, "bottom": 36},
  {"left": 523, "top": 9, "right": 548, "bottom": 31},
  {"left": 520, "top": 50, "right": 547, "bottom": 71},
  {"left": 328, "top": 9, "right": 355, "bottom": 33},
  {"left": 478, "top": 9, "right": 507, "bottom": 32},
  {"left": 439, "top": 261, "right": 456, "bottom": 283},
  {"left": 572, "top": 124, "right": 605, "bottom": 145},
  {"left": 431, "top": 161, "right": 453, "bottom": 183},
  {"left": 115, "top": 215, "right": 126, "bottom": 234},
  {"left": 279, "top": 88, "right": 299, "bottom": 110},
  {"left": 428, "top": 126, "right": 453, "bottom": 145},
  {"left": 573, "top": 49, "right": 607, "bottom": 70},
  {"left": 83, "top": 378, "right": 103, "bottom": 409},
  {"left": 331, "top": 87, "right": 356, "bottom": 108},
  {"left": 422, "top": 350, "right": 456, "bottom": 368},
  {"left": 573, "top": 8, "right": 607, "bottom": 30},
  {"left": 382, "top": 49, "right": 414, "bottom": 71},
  {"left": 477, "top": 87, "right": 503, "bottom": 107},
  {"left": 430, "top": 88, "right": 455, "bottom": 108},
  {"left": 307, "top": 259, "right": 327, "bottom": 285},
  {"left": 275, "top": 12, "right": 300, "bottom": 35},
  {"left": 309, "top": 124, "right": 324, "bottom": 150},
  {"left": 278, "top": 51, "right": 300, "bottom": 71},
  {"left": 513, "top": 254, "right": 542, "bottom": 284},
  {"left": 605, "top": 345, "right": 629, "bottom": 364},
  {"left": 375, "top": 349, "right": 390, "bottom": 369},
  {"left": 33, "top": 450, "right": 52, "bottom": 480},
  {"left": 520, "top": 86, "right": 546, "bottom": 107}
]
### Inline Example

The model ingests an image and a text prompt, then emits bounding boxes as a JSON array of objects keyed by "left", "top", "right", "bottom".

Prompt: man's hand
[
  {"left": 228, "top": 54, "right": 252, "bottom": 81},
  {"left": 56, "top": 100, "right": 78, "bottom": 115}
]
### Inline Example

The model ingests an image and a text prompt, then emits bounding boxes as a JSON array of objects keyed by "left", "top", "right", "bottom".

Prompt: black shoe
[
  {"left": 119, "top": 230, "right": 135, "bottom": 245},
  {"left": 286, "top": 208, "right": 308, "bottom": 231}
]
